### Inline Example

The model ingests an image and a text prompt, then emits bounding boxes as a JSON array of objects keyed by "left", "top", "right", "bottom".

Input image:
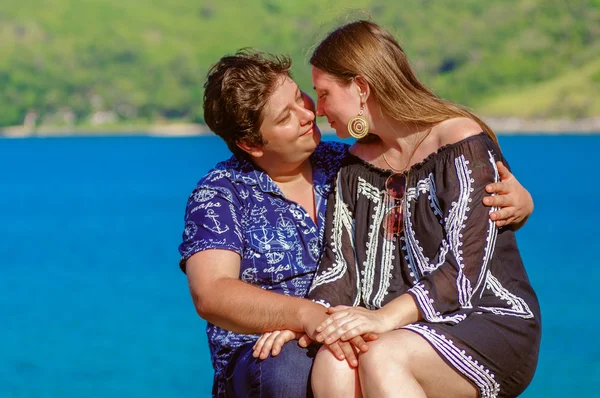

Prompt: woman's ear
[
  {"left": 236, "top": 140, "right": 264, "bottom": 158},
  {"left": 354, "top": 75, "right": 370, "bottom": 103}
]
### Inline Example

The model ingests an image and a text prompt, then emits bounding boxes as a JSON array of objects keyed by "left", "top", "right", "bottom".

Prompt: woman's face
[
  {"left": 255, "top": 76, "right": 320, "bottom": 164},
  {"left": 312, "top": 66, "right": 362, "bottom": 139}
]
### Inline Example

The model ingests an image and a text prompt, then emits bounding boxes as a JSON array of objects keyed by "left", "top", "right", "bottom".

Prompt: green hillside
[
  {"left": 1, "top": 0, "right": 598, "bottom": 128},
  {"left": 480, "top": 57, "right": 600, "bottom": 118}
]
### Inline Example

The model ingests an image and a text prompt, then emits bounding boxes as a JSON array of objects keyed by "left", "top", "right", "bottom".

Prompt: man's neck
[{"left": 253, "top": 157, "right": 313, "bottom": 185}]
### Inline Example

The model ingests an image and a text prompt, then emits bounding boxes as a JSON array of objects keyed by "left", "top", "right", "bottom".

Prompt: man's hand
[
  {"left": 483, "top": 161, "right": 534, "bottom": 228},
  {"left": 323, "top": 333, "right": 379, "bottom": 368},
  {"left": 253, "top": 330, "right": 304, "bottom": 359}
]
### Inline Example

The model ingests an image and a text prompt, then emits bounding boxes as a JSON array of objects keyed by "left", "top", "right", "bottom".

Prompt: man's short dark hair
[{"left": 203, "top": 49, "right": 293, "bottom": 157}]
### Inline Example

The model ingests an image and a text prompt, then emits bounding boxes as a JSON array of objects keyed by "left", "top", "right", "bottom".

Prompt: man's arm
[
  {"left": 186, "top": 249, "right": 327, "bottom": 335},
  {"left": 187, "top": 249, "right": 373, "bottom": 366}
]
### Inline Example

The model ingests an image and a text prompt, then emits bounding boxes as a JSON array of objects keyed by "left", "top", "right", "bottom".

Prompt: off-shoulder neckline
[{"left": 345, "top": 132, "right": 489, "bottom": 175}]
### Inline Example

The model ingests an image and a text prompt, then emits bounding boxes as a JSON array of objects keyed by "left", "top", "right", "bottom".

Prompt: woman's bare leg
[
  {"left": 358, "top": 330, "right": 478, "bottom": 398},
  {"left": 311, "top": 345, "right": 362, "bottom": 398}
]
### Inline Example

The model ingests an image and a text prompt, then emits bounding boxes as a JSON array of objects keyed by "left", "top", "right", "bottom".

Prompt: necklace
[
  {"left": 382, "top": 149, "right": 404, "bottom": 172},
  {"left": 380, "top": 127, "right": 433, "bottom": 173}
]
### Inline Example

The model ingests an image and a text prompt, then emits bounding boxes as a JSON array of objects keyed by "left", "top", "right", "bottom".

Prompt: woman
[
  {"left": 305, "top": 20, "right": 541, "bottom": 398},
  {"left": 251, "top": 21, "right": 541, "bottom": 397}
]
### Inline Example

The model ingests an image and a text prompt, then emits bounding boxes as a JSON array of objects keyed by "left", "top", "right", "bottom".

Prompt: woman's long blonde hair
[{"left": 310, "top": 20, "right": 498, "bottom": 146}]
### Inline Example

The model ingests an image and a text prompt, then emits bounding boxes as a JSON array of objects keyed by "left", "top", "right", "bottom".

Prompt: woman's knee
[
  {"left": 358, "top": 330, "right": 415, "bottom": 376},
  {"left": 312, "top": 346, "right": 346, "bottom": 379},
  {"left": 312, "top": 346, "right": 358, "bottom": 397}
]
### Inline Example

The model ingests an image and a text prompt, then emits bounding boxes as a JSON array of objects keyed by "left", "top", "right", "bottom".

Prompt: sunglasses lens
[
  {"left": 383, "top": 206, "right": 404, "bottom": 238},
  {"left": 385, "top": 173, "right": 406, "bottom": 199}
]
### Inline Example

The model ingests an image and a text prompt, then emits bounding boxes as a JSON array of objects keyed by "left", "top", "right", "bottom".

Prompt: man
[{"left": 178, "top": 50, "right": 533, "bottom": 397}]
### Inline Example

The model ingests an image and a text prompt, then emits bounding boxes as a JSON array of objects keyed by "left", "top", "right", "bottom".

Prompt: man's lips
[{"left": 300, "top": 125, "right": 314, "bottom": 136}]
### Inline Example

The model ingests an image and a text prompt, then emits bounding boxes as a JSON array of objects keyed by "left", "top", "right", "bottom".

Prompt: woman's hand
[
  {"left": 314, "top": 306, "right": 393, "bottom": 345},
  {"left": 301, "top": 304, "right": 378, "bottom": 367},
  {"left": 483, "top": 161, "right": 534, "bottom": 228},
  {"left": 252, "top": 330, "right": 305, "bottom": 360}
]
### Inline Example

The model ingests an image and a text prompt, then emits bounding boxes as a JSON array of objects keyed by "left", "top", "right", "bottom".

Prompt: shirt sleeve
[
  {"left": 308, "top": 169, "right": 360, "bottom": 307},
  {"left": 178, "top": 181, "right": 244, "bottom": 273},
  {"left": 407, "top": 136, "right": 502, "bottom": 323}
]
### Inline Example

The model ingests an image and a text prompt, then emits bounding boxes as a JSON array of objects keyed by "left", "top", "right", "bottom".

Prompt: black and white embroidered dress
[{"left": 308, "top": 133, "right": 541, "bottom": 398}]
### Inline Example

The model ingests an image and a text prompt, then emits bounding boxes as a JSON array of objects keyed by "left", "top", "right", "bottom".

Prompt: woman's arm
[{"left": 314, "top": 295, "right": 420, "bottom": 344}]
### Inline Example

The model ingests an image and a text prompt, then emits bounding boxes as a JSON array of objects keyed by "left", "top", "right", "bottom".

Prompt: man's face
[{"left": 256, "top": 76, "right": 321, "bottom": 165}]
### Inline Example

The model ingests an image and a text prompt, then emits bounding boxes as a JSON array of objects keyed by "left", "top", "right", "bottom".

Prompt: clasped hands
[{"left": 253, "top": 306, "right": 391, "bottom": 368}]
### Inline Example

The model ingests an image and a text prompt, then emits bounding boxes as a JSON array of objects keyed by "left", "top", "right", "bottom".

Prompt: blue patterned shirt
[{"left": 178, "top": 141, "right": 348, "bottom": 397}]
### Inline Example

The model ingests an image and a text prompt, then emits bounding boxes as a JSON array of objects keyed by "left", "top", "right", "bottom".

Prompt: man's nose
[
  {"left": 301, "top": 92, "right": 316, "bottom": 113},
  {"left": 300, "top": 106, "right": 315, "bottom": 123}
]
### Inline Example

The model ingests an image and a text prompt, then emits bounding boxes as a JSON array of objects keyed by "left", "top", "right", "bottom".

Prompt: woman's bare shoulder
[{"left": 435, "top": 117, "right": 483, "bottom": 146}]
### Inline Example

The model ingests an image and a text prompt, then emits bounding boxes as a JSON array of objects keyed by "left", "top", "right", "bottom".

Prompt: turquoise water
[{"left": 1, "top": 134, "right": 598, "bottom": 397}]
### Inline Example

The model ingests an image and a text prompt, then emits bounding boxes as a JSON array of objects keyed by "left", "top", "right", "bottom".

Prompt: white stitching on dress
[
  {"left": 357, "top": 177, "right": 391, "bottom": 309},
  {"left": 404, "top": 324, "right": 500, "bottom": 398},
  {"left": 309, "top": 174, "right": 353, "bottom": 291}
]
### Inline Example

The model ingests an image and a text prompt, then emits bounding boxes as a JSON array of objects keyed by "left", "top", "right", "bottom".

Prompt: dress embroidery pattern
[{"left": 308, "top": 134, "right": 541, "bottom": 397}]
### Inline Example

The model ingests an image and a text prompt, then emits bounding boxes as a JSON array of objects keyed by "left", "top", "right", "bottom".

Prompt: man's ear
[
  {"left": 354, "top": 75, "right": 370, "bottom": 103},
  {"left": 236, "top": 140, "right": 264, "bottom": 158}
]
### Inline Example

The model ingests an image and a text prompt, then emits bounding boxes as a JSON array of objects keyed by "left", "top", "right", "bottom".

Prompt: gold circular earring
[{"left": 347, "top": 105, "right": 369, "bottom": 139}]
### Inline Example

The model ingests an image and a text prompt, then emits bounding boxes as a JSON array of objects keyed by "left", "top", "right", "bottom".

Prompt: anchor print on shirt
[
  {"left": 251, "top": 225, "right": 294, "bottom": 252},
  {"left": 203, "top": 209, "right": 230, "bottom": 234}
]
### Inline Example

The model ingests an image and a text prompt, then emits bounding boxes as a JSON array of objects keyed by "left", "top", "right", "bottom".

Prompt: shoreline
[{"left": 1, "top": 117, "right": 600, "bottom": 138}]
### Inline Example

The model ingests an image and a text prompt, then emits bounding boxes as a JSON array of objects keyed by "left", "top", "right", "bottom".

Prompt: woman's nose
[{"left": 315, "top": 99, "right": 325, "bottom": 117}]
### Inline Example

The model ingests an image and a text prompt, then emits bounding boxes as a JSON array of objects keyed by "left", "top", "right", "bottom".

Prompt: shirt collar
[
  {"left": 219, "top": 154, "right": 282, "bottom": 195},
  {"left": 221, "top": 142, "right": 342, "bottom": 198}
]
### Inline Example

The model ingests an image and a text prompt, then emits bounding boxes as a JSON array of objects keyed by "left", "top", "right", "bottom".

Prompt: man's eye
[
  {"left": 280, "top": 113, "right": 291, "bottom": 123},
  {"left": 318, "top": 93, "right": 326, "bottom": 99}
]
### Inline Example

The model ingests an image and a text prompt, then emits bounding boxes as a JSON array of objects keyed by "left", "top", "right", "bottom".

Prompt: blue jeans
[{"left": 224, "top": 341, "right": 316, "bottom": 397}]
